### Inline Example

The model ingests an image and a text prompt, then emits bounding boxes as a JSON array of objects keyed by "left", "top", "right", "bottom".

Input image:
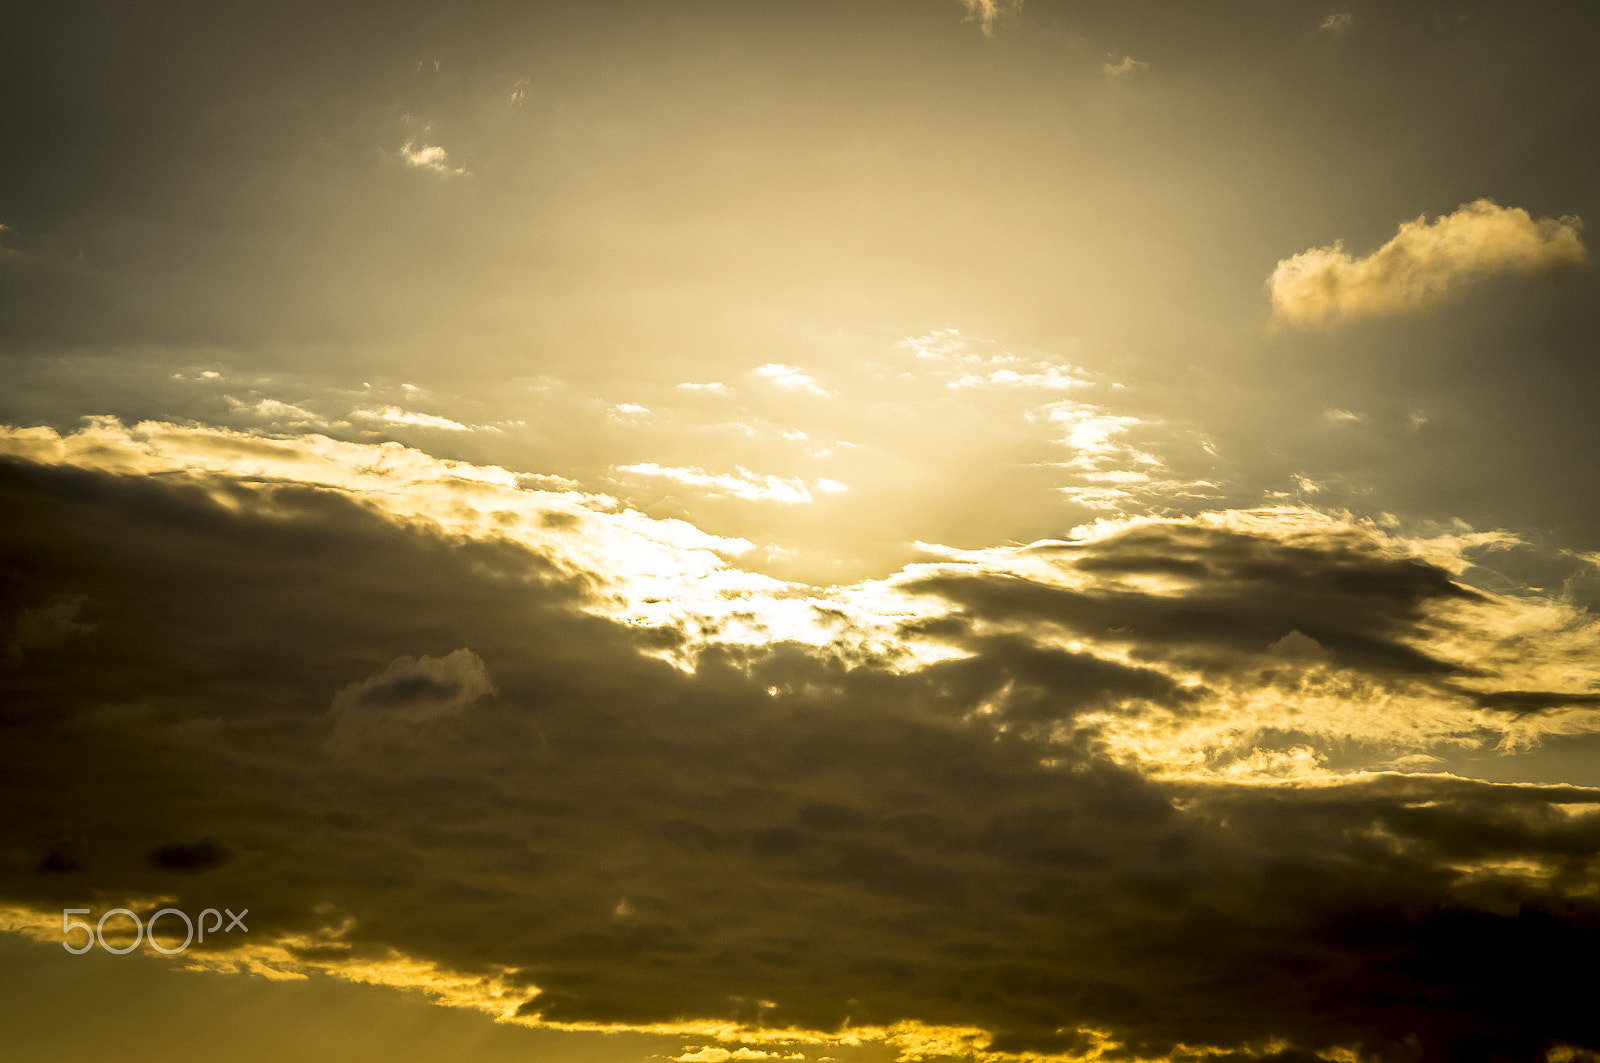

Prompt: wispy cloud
[
  {"left": 352, "top": 404, "right": 478, "bottom": 432},
  {"left": 755, "top": 363, "right": 831, "bottom": 396},
  {"left": 1102, "top": 55, "right": 1149, "bottom": 77},
  {"left": 1269, "top": 198, "right": 1588, "bottom": 328},
  {"left": 615, "top": 462, "right": 846, "bottom": 504},
  {"left": 608, "top": 402, "right": 653, "bottom": 421},
  {"left": 224, "top": 395, "right": 325, "bottom": 426},
  {"left": 898, "top": 329, "right": 1087, "bottom": 390},
  {"left": 956, "top": 0, "right": 1022, "bottom": 36}
]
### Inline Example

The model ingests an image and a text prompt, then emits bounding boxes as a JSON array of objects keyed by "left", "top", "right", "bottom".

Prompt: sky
[{"left": 3, "top": 2, "right": 1600, "bottom": 1061}]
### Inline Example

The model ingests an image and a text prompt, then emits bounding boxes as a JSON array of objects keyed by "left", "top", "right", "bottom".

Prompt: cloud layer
[
  {"left": 5, "top": 425, "right": 1600, "bottom": 1062},
  {"left": 1269, "top": 199, "right": 1588, "bottom": 328}
]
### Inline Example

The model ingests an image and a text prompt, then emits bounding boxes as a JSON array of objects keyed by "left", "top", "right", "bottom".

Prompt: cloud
[
  {"left": 326, "top": 649, "right": 496, "bottom": 753},
  {"left": 0, "top": 420, "right": 901, "bottom": 661},
  {"left": 148, "top": 838, "right": 232, "bottom": 873},
  {"left": 956, "top": 0, "right": 1022, "bottom": 36},
  {"left": 754, "top": 363, "right": 831, "bottom": 396},
  {"left": 615, "top": 462, "right": 845, "bottom": 504},
  {"left": 889, "top": 330, "right": 1219, "bottom": 516},
  {"left": 1269, "top": 199, "right": 1589, "bottom": 328},
  {"left": 894, "top": 506, "right": 1600, "bottom": 773},
  {"left": 351, "top": 404, "right": 478, "bottom": 432},
  {"left": 1102, "top": 55, "right": 1149, "bottom": 77},
  {"left": 1318, "top": 11, "right": 1352, "bottom": 32},
  {"left": 223, "top": 395, "right": 329, "bottom": 429},
  {"left": 5, "top": 593, "right": 96, "bottom": 663},
  {"left": 401, "top": 141, "right": 468, "bottom": 175},
  {"left": 900, "top": 329, "right": 1088, "bottom": 391},
  {"left": 6, "top": 426, "right": 1600, "bottom": 1061}
]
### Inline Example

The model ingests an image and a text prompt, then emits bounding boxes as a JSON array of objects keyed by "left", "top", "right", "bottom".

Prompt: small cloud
[
  {"left": 1387, "top": 753, "right": 1446, "bottom": 771},
  {"left": 608, "top": 403, "right": 652, "bottom": 421},
  {"left": 615, "top": 463, "right": 834, "bottom": 504},
  {"left": 509, "top": 77, "right": 531, "bottom": 105},
  {"left": 1323, "top": 408, "right": 1364, "bottom": 425},
  {"left": 352, "top": 405, "right": 476, "bottom": 432},
  {"left": 675, "top": 381, "right": 731, "bottom": 394},
  {"left": 755, "top": 363, "right": 831, "bottom": 396},
  {"left": 1218, "top": 745, "right": 1327, "bottom": 780},
  {"left": 673, "top": 1050, "right": 791, "bottom": 1063},
  {"left": 1319, "top": 11, "right": 1352, "bottom": 32},
  {"left": 1103, "top": 55, "right": 1149, "bottom": 77},
  {"left": 7, "top": 594, "right": 96, "bottom": 663},
  {"left": 401, "top": 141, "right": 467, "bottom": 176},
  {"left": 225, "top": 395, "right": 325, "bottom": 426},
  {"left": 326, "top": 649, "right": 495, "bottom": 754},
  {"left": 951, "top": 365, "right": 1084, "bottom": 390},
  {"left": 898, "top": 329, "right": 1088, "bottom": 390},
  {"left": 1267, "top": 630, "right": 1333, "bottom": 662},
  {"left": 149, "top": 839, "right": 231, "bottom": 873},
  {"left": 957, "top": 0, "right": 1023, "bottom": 36},
  {"left": 1269, "top": 198, "right": 1588, "bottom": 328}
]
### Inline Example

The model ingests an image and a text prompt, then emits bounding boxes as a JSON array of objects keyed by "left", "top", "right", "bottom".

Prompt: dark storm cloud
[{"left": 5, "top": 453, "right": 1600, "bottom": 1062}]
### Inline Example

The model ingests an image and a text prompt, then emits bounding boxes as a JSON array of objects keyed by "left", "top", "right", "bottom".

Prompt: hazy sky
[{"left": 4, "top": 2, "right": 1600, "bottom": 1062}]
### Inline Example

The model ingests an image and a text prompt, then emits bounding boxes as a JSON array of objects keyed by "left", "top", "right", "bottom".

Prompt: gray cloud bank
[{"left": 4, "top": 433, "right": 1600, "bottom": 1063}]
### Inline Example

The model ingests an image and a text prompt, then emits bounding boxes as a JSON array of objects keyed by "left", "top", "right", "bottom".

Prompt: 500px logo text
[{"left": 62, "top": 907, "right": 248, "bottom": 955}]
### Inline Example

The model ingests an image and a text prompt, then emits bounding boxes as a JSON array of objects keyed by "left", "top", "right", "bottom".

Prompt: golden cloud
[{"left": 1268, "top": 198, "right": 1587, "bottom": 328}]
